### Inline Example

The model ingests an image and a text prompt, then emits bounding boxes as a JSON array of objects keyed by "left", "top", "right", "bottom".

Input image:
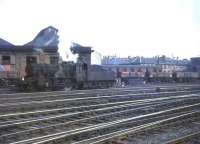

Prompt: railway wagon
[
  {"left": 175, "top": 71, "right": 200, "bottom": 82},
  {"left": 120, "top": 70, "right": 200, "bottom": 84},
  {"left": 176, "top": 72, "right": 199, "bottom": 78},
  {"left": 147, "top": 71, "right": 200, "bottom": 82}
]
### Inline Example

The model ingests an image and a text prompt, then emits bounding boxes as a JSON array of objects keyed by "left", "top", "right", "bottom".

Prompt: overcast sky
[{"left": 0, "top": 0, "right": 200, "bottom": 62}]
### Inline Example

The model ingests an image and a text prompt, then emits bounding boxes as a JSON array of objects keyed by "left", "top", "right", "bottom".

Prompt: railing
[
  {"left": 0, "top": 71, "right": 18, "bottom": 79},
  {"left": 0, "top": 64, "right": 18, "bottom": 79}
]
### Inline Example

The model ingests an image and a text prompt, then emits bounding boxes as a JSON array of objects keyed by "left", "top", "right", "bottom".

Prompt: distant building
[
  {"left": 101, "top": 55, "right": 189, "bottom": 66},
  {"left": 101, "top": 55, "right": 188, "bottom": 78},
  {"left": 0, "top": 26, "right": 59, "bottom": 79},
  {"left": 189, "top": 57, "right": 200, "bottom": 72}
]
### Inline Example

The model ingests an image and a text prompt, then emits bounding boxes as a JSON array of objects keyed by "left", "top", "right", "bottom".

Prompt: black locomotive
[{"left": 21, "top": 44, "right": 115, "bottom": 91}]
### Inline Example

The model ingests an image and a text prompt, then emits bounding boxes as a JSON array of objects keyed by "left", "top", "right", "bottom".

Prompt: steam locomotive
[{"left": 21, "top": 44, "right": 115, "bottom": 91}]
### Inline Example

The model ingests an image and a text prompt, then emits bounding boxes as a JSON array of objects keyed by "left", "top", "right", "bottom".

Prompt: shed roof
[
  {"left": 0, "top": 26, "right": 59, "bottom": 53},
  {"left": 0, "top": 38, "right": 14, "bottom": 48}
]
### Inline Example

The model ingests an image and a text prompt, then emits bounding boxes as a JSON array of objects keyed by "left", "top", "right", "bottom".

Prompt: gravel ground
[{"left": 108, "top": 119, "right": 200, "bottom": 144}]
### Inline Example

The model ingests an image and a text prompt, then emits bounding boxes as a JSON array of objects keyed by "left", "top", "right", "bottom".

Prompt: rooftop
[{"left": 0, "top": 26, "right": 59, "bottom": 53}]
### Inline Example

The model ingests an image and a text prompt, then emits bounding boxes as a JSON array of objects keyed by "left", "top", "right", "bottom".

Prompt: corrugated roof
[
  {"left": 0, "top": 38, "right": 14, "bottom": 48},
  {"left": 0, "top": 26, "right": 59, "bottom": 53},
  {"left": 24, "top": 26, "right": 59, "bottom": 49}
]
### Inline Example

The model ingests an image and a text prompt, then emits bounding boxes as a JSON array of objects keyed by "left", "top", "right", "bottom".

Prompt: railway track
[
  {"left": 0, "top": 88, "right": 199, "bottom": 114},
  {"left": 118, "top": 112, "right": 200, "bottom": 144},
  {"left": 8, "top": 103, "right": 200, "bottom": 144},
  {"left": 0, "top": 84, "right": 200, "bottom": 144},
  {"left": 0, "top": 83, "right": 199, "bottom": 99},
  {"left": 164, "top": 131, "right": 200, "bottom": 144}
]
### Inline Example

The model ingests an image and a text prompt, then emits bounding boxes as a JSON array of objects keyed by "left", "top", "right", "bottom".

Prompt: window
[
  {"left": 82, "top": 63, "right": 88, "bottom": 71},
  {"left": 50, "top": 56, "right": 58, "bottom": 65},
  {"left": 2, "top": 56, "right": 11, "bottom": 65},
  {"left": 138, "top": 68, "right": 142, "bottom": 72},
  {"left": 26, "top": 56, "right": 37, "bottom": 65},
  {"left": 123, "top": 68, "right": 127, "bottom": 72}
]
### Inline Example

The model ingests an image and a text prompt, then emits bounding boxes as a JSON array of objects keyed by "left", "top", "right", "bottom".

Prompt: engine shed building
[
  {"left": 0, "top": 46, "right": 59, "bottom": 78},
  {"left": 0, "top": 26, "right": 59, "bottom": 79}
]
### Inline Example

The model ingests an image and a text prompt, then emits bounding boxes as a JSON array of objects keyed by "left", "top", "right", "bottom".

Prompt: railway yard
[{"left": 0, "top": 84, "right": 200, "bottom": 144}]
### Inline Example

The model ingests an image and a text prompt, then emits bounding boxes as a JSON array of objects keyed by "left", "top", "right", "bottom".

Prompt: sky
[{"left": 0, "top": 0, "right": 200, "bottom": 63}]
